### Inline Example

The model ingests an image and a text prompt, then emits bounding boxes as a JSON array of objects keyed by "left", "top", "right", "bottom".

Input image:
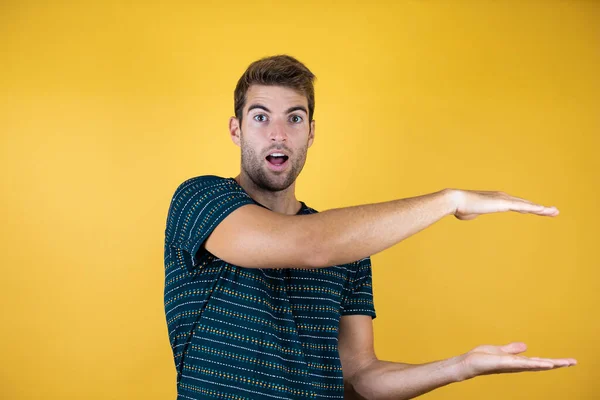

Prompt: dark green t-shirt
[{"left": 164, "top": 175, "right": 376, "bottom": 400}]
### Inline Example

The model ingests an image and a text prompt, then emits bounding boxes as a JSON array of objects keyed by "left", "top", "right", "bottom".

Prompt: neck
[{"left": 234, "top": 173, "right": 302, "bottom": 215}]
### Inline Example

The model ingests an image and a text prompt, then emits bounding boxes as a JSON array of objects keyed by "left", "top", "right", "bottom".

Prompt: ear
[
  {"left": 229, "top": 116, "right": 241, "bottom": 147},
  {"left": 308, "top": 119, "right": 316, "bottom": 148}
]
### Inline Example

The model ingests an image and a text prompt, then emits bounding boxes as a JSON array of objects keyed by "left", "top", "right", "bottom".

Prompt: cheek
[
  {"left": 243, "top": 125, "right": 267, "bottom": 142},
  {"left": 241, "top": 138, "right": 263, "bottom": 158}
]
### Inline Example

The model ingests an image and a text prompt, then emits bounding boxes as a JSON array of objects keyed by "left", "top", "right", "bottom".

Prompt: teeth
[{"left": 270, "top": 153, "right": 286, "bottom": 157}]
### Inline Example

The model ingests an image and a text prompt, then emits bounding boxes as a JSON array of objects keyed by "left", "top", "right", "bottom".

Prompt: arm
[
  {"left": 206, "top": 189, "right": 559, "bottom": 269},
  {"left": 339, "top": 316, "right": 576, "bottom": 400}
]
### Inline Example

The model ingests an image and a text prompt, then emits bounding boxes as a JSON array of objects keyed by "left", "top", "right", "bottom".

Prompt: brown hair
[{"left": 234, "top": 55, "right": 316, "bottom": 124}]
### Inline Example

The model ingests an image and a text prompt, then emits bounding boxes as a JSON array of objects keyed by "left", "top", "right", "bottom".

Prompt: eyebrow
[{"left": 247, "top": 104, "right": 308, "bottom": 115}]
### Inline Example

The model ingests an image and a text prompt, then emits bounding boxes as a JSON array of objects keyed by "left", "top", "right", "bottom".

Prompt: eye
[
  {"left": 290, "top": 115, "right": 303, "bottom": 124},
  {"left": 253, "top": 114, "right": 268, "bottom": 122}
]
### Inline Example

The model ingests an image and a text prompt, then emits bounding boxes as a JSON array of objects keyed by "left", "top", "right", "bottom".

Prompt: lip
[
  {"left": 265, "top": 149, "right": 291, "bottom": 172},
  {"left": 265, "top": 149, "right": 290, "bottom": 158},
  {"left": 265, "top": 156, "right": 290, "bottom": 172}
]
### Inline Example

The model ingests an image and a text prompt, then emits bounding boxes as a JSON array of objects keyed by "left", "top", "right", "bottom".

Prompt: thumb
[{"left": 501, "top": 342, "right": 527, "bottom": 354}]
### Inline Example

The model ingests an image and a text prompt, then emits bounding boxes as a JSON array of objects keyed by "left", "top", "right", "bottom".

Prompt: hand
[
  {"left": 447, "top": 189, "right": 559, "bottom": 220},
  {"left": 457, "top": 342, "right": 576, "bottom": 381}
]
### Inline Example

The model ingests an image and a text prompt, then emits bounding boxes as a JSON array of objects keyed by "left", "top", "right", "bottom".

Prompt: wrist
[
  {"left": 441, "top": 188, "right": 462, "bottom": 217},
  {"left": 445, "top": 354, "right": 471, "bottom": 383}
]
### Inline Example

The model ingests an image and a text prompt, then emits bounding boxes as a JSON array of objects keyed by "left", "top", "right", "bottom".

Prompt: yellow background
[{"left": 1, "top": 1, "right": 598, "bottom": 399}]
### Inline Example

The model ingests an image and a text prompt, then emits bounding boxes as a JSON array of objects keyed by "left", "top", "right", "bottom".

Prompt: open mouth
[{"left": 266, "top": 153, "right": 289, "bottom": 167}]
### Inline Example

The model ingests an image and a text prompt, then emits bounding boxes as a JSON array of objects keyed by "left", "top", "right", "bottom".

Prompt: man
[{"left": 164, "top": 55, "right": 575, "bottom": 400}]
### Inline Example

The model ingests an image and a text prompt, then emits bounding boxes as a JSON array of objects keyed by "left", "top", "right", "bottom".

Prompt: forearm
[
  {"left": 304, "top": 189, "right": 457, "bottom": 267},
  {"left": 347, "top": 357, "right": 464, "bottom": 400}
]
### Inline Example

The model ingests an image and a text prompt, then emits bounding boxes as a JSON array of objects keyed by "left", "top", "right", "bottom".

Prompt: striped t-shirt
[{"left": 164, "top": 175, "right": 376, "bottom": 400}]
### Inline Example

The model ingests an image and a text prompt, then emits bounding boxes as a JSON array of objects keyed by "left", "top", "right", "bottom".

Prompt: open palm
[
  {"left": 460, "top": 342, "right": 576, "bottom": 380},
  {"left": 451, "top": 190, "right": 559, "bottom": 221}
]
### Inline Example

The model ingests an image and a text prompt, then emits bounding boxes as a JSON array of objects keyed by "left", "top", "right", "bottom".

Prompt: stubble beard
[{"left": 240, "top": 129, "right": 307, "bottom": 192}]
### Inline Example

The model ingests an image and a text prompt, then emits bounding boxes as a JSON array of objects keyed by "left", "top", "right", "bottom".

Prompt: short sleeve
[
  {"left": 341, "top": 257, "right": 376, "bottom": 319},
  {"left": 164, "top": 175, "right": 254, "bottom": 267}
]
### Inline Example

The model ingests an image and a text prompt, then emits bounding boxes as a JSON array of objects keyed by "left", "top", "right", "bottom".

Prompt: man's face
[{"left": 230, "top": 84, "right": 315, "bottom": 192}]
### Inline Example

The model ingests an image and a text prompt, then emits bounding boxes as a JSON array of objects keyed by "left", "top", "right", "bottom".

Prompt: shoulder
[
  {"left": 166, "top": 175, "right": 252, "bottom": 221},
  {"left": 172, "top": 175, "right": 233, "bottom": 194},
  {"left": 170, "top": 175, "right": 246, "bottom": 201}
]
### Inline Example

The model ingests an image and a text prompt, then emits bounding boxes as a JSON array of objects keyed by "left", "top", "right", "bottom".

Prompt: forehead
[{"left": 245, "top": 85, "right": 308, "bottom": 111}]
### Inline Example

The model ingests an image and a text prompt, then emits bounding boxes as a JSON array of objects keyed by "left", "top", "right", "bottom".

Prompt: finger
[
  {"left": 505, "top": 193, "right": 553, "bottom": 209},
  {"left": 534, "top": 208, "right": 560, "bottom": 217},
  {"left": 509, "top": 200, "right": 558, "bottom": 215},
  {"left": 528, "top": 357, "right": 577, "bottom": 367},
  {"left": 482, "top": 365, "right": 561, "bottom": 375},
  {"left": 508, "top": 194, "right": 545, "bottom": 205},
  {"left": 508, "top": 195, "right": 560, "bottom": 216},
  {"left": 506, "top": 200, "right": 544, "bottom": 213},
  {"left": 526, "top": 358, "right": 567, "bottom": 367},
  {"left": 500, "top": 356, "right": 554, "bottom": 370},
  {"left": 512, "top": 201, "right": 544, "bottom": 213},
  {"left": 517, "top": 356, "right": 575, "bottom": 369},
  {"left": 535, "top": 205, "right": 559, "bottom": 216}
]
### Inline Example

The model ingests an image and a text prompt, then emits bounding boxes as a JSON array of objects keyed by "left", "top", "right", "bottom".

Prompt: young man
[{"left": 164, "top": 55, "right": 575, "bottom": 400}]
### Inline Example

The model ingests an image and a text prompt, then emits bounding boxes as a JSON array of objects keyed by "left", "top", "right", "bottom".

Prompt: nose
[{"left": 268, "top": 119, "right": 288, "bottom": 142}]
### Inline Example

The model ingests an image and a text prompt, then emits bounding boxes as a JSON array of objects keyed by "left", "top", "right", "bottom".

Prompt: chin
[
  {"left": 263, "top": 173, "right": 296, "bottom": 192},
  {"left": 265, "top": 180, "right": 293, "bottom": 192}
]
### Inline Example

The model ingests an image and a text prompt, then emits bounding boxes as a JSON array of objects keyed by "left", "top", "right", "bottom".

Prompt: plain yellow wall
[{"left": 1, "top": 1, "right": 598, "bottom": 399}]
